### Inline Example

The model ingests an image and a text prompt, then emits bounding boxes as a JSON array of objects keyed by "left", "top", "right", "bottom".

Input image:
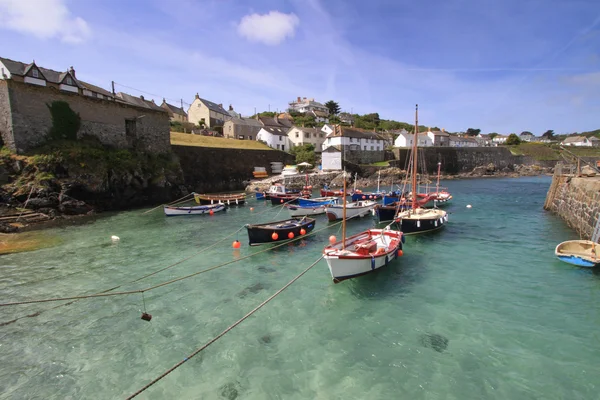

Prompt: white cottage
[
  {"left": 561, "top": 136, "right": 593, "bottom": 147},
  {"left": 256, "top": 126, "right": 292, "bottom": 151},
  {"left": 394, "top": 132, "right": 433, "bottom": 147}
]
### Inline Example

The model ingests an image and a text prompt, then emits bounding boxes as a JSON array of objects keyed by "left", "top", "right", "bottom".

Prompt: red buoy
[
  {"left": 232, "top": 240, "right": 241, "bottom": 249},
  {"left": 280, "top": 199, "right": 284, "bottom": 203},
  {"left": 362, "top": 195, "right": 366, "bottom": 199},
  {"left": 209, "top": 210, "right": 214, "bottom": 216},
  {"left": 397, "top": 249, "right": 403, "bottom": 257},
  {"left": 300, "top": 228, "right": 306, "bottom": 235},
  {"left": 288, "top": 232, "right": 295, "bottom": 239},
  {"left": 272, "top": 232, "right": 279, "bottom": 240}
]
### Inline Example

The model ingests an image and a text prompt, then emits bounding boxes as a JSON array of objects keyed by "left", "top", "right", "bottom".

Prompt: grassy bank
[
  {"left": 171, "top": 132, "right": 273, "bottom": 150},
  {"left": 506, "top": 143, "right": 560, "bottom": 161}
]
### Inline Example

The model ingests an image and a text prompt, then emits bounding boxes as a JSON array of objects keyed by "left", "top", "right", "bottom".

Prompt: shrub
[{"left": 46, "top": 101, "right": 81, "bottom": 141}]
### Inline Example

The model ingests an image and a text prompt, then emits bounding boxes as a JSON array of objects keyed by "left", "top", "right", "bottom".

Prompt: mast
[
  {"left": 377, "top": 170, "right": 380, "bottom": 193},
  {"left": 342, "top": 170, "right": 347, "bottom": 250},
  {"left": 411, "top": 104, "right": 419, "bottom": 211},
  {"left": 436, "top": 161, "right": 441, "bottom": 193}
]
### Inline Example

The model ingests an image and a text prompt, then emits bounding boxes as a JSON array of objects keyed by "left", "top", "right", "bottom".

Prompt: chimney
[
  {"left": 140, "top": 95, "right": 145, "bottom": 100},
  {"left": 195, "top": 93, "right": 200, "bottom": 100},
  {"left": 297, "top": 96, "right": 301, "bottom": 102},
  {"left": 442, "top": 128, "right": 445, "bottom": 132},
  {"left": 69, "top": 66, "right": 76, "bottom": 78},
  {"left": 162, "top": 97, "right": 166, "bottom": 104},
  {"left": 218, "top": 103, "right": 223, "bottom": 108},
  {"left": 229, "top": 104, "right": 233, "bottom": 111}
]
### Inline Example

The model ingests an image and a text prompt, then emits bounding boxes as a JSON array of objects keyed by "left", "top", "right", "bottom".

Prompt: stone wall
[
  {"left": 393, "top": 147, "right": 557, "bottom": 173},
  {"left": 343, "top": 149, "right": 385, "bottom": 164},
  {"left": 0, "top": 80, "right": 13, "bottom": 149},
  {"left": 172, "top": 145, "right": 295, "bottom": 193},
  {"left": 3, "top": 80, "right": 170, "bottom": 153},
  {"left": 544, "top": 171, "right": 600, "bottom": 239}
]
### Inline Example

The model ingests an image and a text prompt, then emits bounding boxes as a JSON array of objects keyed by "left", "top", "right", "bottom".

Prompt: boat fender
[
  {"left": 417, "top": 221, "right": 421, "bottom": 228},
  {"left": 434, "top": 220, "right": 437, "bottom": 227},
  {"left": 401, "top": 235, "right": 405, "bottom": 244},
  {"left": 371, "top": 256, "right": 376, "bottom": 270}
]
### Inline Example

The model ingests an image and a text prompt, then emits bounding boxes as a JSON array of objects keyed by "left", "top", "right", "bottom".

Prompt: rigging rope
[
  {"left": 142, "top": 193, "right": 195, "bottom": 214},
  {"left": 0, "top": 218, "right": 352, "bottom": 307},
  {"left": 125, "top": 254, "right": 324, "bottom": 399}
]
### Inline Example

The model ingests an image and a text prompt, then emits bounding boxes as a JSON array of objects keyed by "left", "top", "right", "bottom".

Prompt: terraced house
[
  {"left": 187, "top": 94, "right": 232, "bottom": 128},
  {"left": 0, "top": 57, "right": 170, "bottom": 153}
]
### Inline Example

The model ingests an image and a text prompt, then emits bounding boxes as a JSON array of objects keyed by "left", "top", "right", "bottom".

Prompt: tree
[
  {"left": 324, "top": 100, "right": 340, "bottom": 116},
  {"left": 465, "top": 128, "right": 481, "bottom": 136},
  {"left": 520, "top": 131, "right": 533, "bottom": 136},
  {"left": 289, "top": 143, "right": 316, "bottom": 166},
  {"left": 505, "top": 133, "right": 521, "bottom": 145},
  {"left": 489, "top": 132, "right": 499, "bottom": 139},
  {"left": 542, "top": 130, "right": 555, "bottom": 139}
]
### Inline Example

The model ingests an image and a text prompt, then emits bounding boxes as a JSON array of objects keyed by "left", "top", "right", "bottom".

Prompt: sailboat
[
  {"left": 395, "top": 105, "right": 448, "bottom": 234},
  {"left": 425, "top": 162, "right": 453, "bottom": 207},
  {"left": 555, "top": 213, "right": 600, "bottom": 268},
  {"left": 350, "top": 170, "right": 386, "bottom": 201},
  {"left": 322, "top": 171, "right": 405, "bottom": 283}
]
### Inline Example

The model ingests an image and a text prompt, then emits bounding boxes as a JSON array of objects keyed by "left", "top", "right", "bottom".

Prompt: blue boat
[
  {"left": 555, "top": 240, "right": 600, "bottom": 268},
  {"left": 351, "top": 191, "right": 384, "bottom": 202},
  {"left": 297, "top": 196, "right": 339, "bottom": 207}
]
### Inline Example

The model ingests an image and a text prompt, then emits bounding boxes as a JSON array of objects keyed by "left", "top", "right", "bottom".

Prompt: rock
[
  {"left": 581, "top": 165, "right": 596, "bottom": 176},
  {"left": 58, "top": 199, "right": 90, "bottom": 215},
  {"left": 0, "top": 165, "right": 9, "bottom": 184},
  {"left": 26, "top": 197, "right": 58, "bottom": 209},
  {"left": 486, "top": 163, "right": 496, "bottom": 173},
  {"left": 0, "top": 222, "right": 19, "bottom": 233}
]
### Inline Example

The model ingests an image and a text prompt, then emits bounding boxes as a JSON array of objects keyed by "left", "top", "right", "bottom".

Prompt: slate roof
[
  {"left": 116, "top": 92, "right": 166, "bottom": 112},
  {"left": 428, "top": 130, "right": 449, "bottom": 137},
  {"left": 195, "top": 95, "right": 229, "bottom": 115},
  {"left": 563, "top": 136, "right": 587, "bottom": 144},
  {"left": 161, "top": 100, "right": 187, "bottom": 116},
  {"left": 260, "top": 126, "right": 289, "bottom": 136},
  {"left": 291, "top": 127, "right": 322, "bottom": 135},
  {"left": 277, "top": 118, "right": 293, "bottom": 128},
  {"left": 330, "top": 126, "right": 385, "bottom": 140},
  {"left": 449, "top": 136, "right": 478, "bottom": 143},
  {"left": 312, "top": 110, "right": 330, "bottom": 118},
  {"left": 229, "top": 117, "right": 262, "bottom": 127}
]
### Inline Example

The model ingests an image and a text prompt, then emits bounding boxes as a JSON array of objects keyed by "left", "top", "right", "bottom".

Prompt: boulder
[{"left": 58, "top": 199, "right": 90, "bottom": 215}]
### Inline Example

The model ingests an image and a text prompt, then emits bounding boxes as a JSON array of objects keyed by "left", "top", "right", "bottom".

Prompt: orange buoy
[
  {"left": 329, "top": 235, "right": 337, "bottom": 245},
  {"left": 300, "top": 228, "right": 306, "bottom": 235},
  {"left": 397, "top": 249, "right": 403, "bottom": 256},
  {"left": 209, "top": 210, "right": 214, "bottom": 216},
  {"left": 280, "top": 199, "right": 284, "bottom": 203},
  {"left": 369, "top": 195, "right": 373, "bottom": 199},
  {"left": 288, "top": 232, "right": 295, "bottom": 239},
  {"left": 250, "top": 207, "right": 254, "bottom": 211},
  {"left": 232, "top": 240, "right": 241, "bottom": 249},
  {"left": 272, "top": 232, "right": 279, "bottom": 240}
]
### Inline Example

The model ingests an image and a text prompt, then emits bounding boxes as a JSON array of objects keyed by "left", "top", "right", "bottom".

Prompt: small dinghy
[
  {"left": 194, "top": 192, "right": 246, "bottom": 205},
  {"left": 285, "top": 204, "right": 327, "bottom": 217},
  {"left": 164, "top": 203, "right": 226, "bottom": 216},
  {"left": 555, "top": 240, "right": 600, "bottom": 268},
  {"left": 245, "top": 217, "right": 316, "bottom": 246}
]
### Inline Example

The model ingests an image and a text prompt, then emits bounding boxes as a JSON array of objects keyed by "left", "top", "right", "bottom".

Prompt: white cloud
[
  {"left": 0, "top": 0, "right": 91, "bottom": 44},
  {"left": 237, "top": 11, "right": 299, "bottom": 45}
]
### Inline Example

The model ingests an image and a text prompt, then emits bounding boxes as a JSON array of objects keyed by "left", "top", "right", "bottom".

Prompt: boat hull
[
  {"left": 395, "top": 208, "right": 448, "bottom": 234},
  {"left": 297, "top": 197, "right": 338, "bottom": 207},
  {"left": 555, "top": 240, "right": 600, "bottom": 268},
  {"left": 285, "top": 204, "right": 327, "bottom": 217},
  {"left": 374, "top": 203, "right": 412, "bottom": 223},
  {"left": 246, "top": 217, "right": 316, "bottom": 246},
  {"left": 325, "top": 201, "right": 377, "bottom": 221},
  {"left": 351, "top": 192, "right": 384, "bottom": 202},
  {"left": 195, "top": 193, "right": 246, "bottom": 205},
  {"left": 323, "top": 229, "right": 404, "bottom": 283},
  {"left": 269, "top": 194, "right": 308, "bottom": 205},
  {"left": 164, "top": 204, "right": 226, "bottom": 216},
  {"left": 320, "top": 189, "right": 350, "bottom": 197}
]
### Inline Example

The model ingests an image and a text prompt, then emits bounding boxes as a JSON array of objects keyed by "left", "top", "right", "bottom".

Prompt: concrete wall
[
  {"left": 4, "top": 80, "right": 170, "bottom": 153},
  {"left": 544, "top": 172, "right": 600, "bottom": 239},
  {"left": 0, "top": 80, "right": 13, "bottom": 149},
  {"left": 393, "top": 147, "right": 557, "bottom": 173},
  {"left": 172, "top": 145, "right": 295, "bottom": 193}
]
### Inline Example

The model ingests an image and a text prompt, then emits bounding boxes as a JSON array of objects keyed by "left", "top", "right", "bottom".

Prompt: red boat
[{"left": 320, "top": 188, "right": 351, "bottom": 197}]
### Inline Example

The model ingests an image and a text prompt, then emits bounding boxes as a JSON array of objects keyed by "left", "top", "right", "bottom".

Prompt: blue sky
[{"left": 1, "top": 0, "right": 599, "bottom": 134}]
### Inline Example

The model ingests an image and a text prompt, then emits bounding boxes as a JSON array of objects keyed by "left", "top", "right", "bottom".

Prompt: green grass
[
  {"left": 365, "top": 161, "right": 390, "bottom": 167},
  {"left": 506, "top": 143, "right": 561, "bottom": 161},
  {"left": 171, "top": 132, "right": 273, "bottom": 150},
  {"left": 564, "top": 147, "right": 600, "bottom": 157}
]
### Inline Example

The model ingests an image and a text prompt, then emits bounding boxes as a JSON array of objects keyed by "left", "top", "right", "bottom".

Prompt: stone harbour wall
[{"left": 544, "top": 171, "right": 600, "bottom": 239}]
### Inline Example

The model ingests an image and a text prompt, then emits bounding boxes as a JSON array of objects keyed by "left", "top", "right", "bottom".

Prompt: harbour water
[{"left": 2, "top": 176, "right": 600, "bottom": 399}]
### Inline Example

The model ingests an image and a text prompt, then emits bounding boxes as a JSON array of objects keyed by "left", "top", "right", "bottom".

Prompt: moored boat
[
  {"left": 245, "top": 217, "right": 316, "bottom": 246},
  {"left": 298, "top": 196, "right": 339, "bottom": 207},
  {"left": 425, "top": 162, "right": 453, "bottom": 207},
  {"left": 555, "top": 240, "right": 600, "bottom": 268},
  {"left": 194, "top": 192, "right": 246, "bottom": 205},
  {"left": 164, "top": 203, "right": 226, "bottom": 216},
  {"left": 285, "top": 204, "right": 327, "bottom": 217},
  {"left": 323, "top": 228, "right": 404, "bottom": 283},
  {"left": 325, "top": 200, "right": 377, "bottom": 221}
]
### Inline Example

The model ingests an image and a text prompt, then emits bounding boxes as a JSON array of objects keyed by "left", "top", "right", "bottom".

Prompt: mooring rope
[
  {"left": 142, "top": 193, "right": 195, "bottom": 214},
  {"left": 125, "top": 254, "right": 324, "bottom": 400},
  {"left": 0, "top": 218, "right": 352, "bottom": 307}
]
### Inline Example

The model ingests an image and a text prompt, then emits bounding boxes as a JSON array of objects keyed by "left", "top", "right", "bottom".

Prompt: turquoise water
[{"left": 2, "top": 176, "right": 600, "bottom": 399}]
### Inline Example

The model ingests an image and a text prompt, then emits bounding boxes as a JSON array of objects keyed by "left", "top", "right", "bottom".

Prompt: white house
[
  {"left": 426, "top": 130, "right": 450, "bottom": 146},
  {"left": 322, "top": 126, "right": 385, "bottom": 152},
  {"left": 561, "top": 136, "right": 593, "bottom": 147},
  {"left": 493, "top": 135, "right": 508, "bottom": 144},
  {"left": 287, "top": 126, "right": 326, "bottom": 152},
  {"left": 321, "top": 146, "right": 342, "bottom": 171},
  {"left": 288, "top": 96, "right": 329, "bottom": 114},
  {"left": 321, "top": 124, "right": 335, "bottom": 135},
  {"left": 256, "top": 126, "right": 292, "bottom": 151},
  {"left": 519, "top": 132, "right": 536, "bottom": 142},
  {"left": 476, "top": 133, "right": 495, "bottom": 147},
  {"left": 394, "top": 132, "right": 433, "bottom": 147},
  {"left": 449, "top": 136, "right": 479, "bottom": 147},
  {"left": 308, "top": 110, "right": 329, "bottom": 123}
]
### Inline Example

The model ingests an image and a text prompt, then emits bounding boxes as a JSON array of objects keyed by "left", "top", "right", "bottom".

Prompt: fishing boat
[
  {"left": 350, "top": 171, "right": 385, "bottom": 201},
  {"left": 322, "top": 171, "right": 404, "bottom": 283},
  {"left": 320, "top": 185, "right": 350, "bottom": 197},
  {"left": 245, "top": 217, "right": 316, "bottom": 246},
  {"left": 325, "top": 200, "right": 377, "bottom": 221},
  {"left": 555, "top": 240, "right": 600, "bottom": 267},
  {"left": 269, "top": 191, "right": 311, "bottom": 205},
  {"left": 164, "top": 203, "right": 226, "bottom": 216},
  {"left": 194, "top": 192, "right": 246, "bottom": 205},
  {"left": 394, "top": 105, "right": 448, "bottom": 234},
  {"left": 298, "top": 196, "right": 339, "bottom": 207},
  {"left": 425, "top": 162, "right": 453, "bottom": 207},
  {"left": 255, "top": 183, "right": 303, "bottom": 200},
  {"left": 285, "top": 204, "right": 327, "bottom": 217}
]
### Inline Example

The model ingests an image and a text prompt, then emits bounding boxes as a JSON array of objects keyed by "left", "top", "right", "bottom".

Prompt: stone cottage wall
[
  {"left": 4, "top": 80, "right": 170, "bottom": 153},
  {"left": 0, "top": 80, "right": 14, "bottom": 149}
]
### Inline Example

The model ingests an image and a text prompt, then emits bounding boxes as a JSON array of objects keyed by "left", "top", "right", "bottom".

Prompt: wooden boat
[
  {"left": 322, "top": 171, "right": 404, "bottom": 283},
  {"left": 394, "top": 105, "right": 448, "bottom": 234},
  {"left": 325, "top": 200, "right": 377, "bottom": 221},
  {"left": 374, "top": 201, "right": 413, "bottom": 223},
  {"left": 425, "top": 162, "right": 452, "bottom": 207},
  {"left": 285, "top": 204, "right": 327, "bottom": 217},
  {"left": 555, "top": 240, "right": 600, "bottom": 268},
  {"left": 255, "top": 183, "right": 302, "bottom": 200},
  {"left": 194, "top": 192, "right": 246, "bottom": 205},
  {"left": 164, "top": 203, "right": 226, "bottom": 216},
  {"left": 269, "top": 192, "right": 310, "bottom": 205},
  {"left": 298, "top": 196, "right": 338, "bottom": 207},
  {"left": 245, "top": 217, "right": 316, "bottom": 246},
  {"left": 320, "top": 185, "right": 350, "bottom": 197},
  {"left": 351, "top": 190, "right": 384, "bottom": 202}
]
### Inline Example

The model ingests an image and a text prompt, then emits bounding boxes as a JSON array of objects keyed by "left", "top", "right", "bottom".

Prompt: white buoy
[
  {"left": 466, "top": 204, "right": 472, "bottom": 208},
  {"left": 111, "top": 235, "right": 120, "bottom": 242}
]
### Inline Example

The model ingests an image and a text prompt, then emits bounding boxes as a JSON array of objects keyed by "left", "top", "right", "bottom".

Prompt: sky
[{"left": 0, "top": 0, "right": 599, "bottom": 134}]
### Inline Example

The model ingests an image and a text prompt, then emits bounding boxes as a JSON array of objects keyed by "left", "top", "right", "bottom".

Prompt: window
[
  {"left": 282, "top": 145, "right": 285, "bottom": 151},
  {"left": 277, "top": 144, "right": 280, "bottom": 150},
  {"left": 32, "top": 69, "right": 39, "bottom": 78},
  {"left": 320, "top": 133, "right": 324, "bottom": 138},
  {"left": 306, "top": 133, "right": 310, "bottom": 139},
  {"left": 279, "top": 136, "right": 282, "bottom": 141},
  {"left": 371, "top": 146, "right": 374, "bottom": 150},
  {"left": 239, "top": 135, "right": 245, "bottom": 140},
  {"left": 296, "top": 133, "right": 299, "bottom": 138},
  {"left": 66, "top": 77, "right": 73, "bottom": 85},
  {"left": 364, "top": 146, "right": 367, "bottom": 150},
  {"left": 327, "top": 138, "right": 331, "bottom": 143}
]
